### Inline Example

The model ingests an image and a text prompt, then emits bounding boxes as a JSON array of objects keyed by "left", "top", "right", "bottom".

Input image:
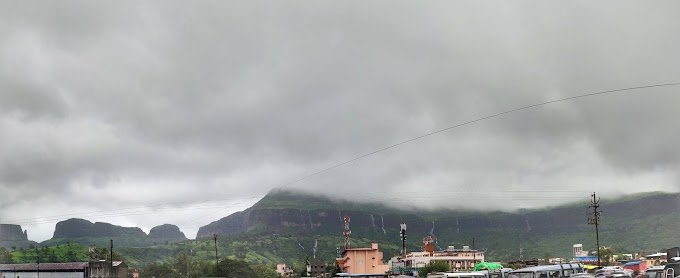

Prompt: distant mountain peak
[
  {"left": 148, "top": 224, "right": 187, "bottom": 240},
  {"left": 0, "top": 223, "right": 28, "bottom": 241},
  {"left": 53, "top": 218, "right": 147, "bottom": 239}
]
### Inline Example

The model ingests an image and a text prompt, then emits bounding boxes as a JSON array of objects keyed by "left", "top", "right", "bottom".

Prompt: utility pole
[
  {"left": 472, "top": 236, "right": 476, "bottom": 265},
  {"left": 187, "top": 249, "right": 192, "bottom": 278},
  {"left": 37, "top": 246, "right": 40, "bottom": 278},
  {"left": 588, "top": 192, "right": 602, "bottom": 267},
  {"left": 110, "top": 239, "right": 114, "bottom": 278},
  {"left": 213, "top": 234, "right": 219, "bottom": 277}
]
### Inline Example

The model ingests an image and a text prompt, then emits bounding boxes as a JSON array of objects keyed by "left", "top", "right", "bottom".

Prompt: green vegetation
[
  {"left": 139, "top": 255, "right": 280, "bottom": 278},
  {"left": 418, "top": 261, "right": 452, "bottom": 277},
  {"left": 0, "top": 247, "right": 13, "bottom": 263},
  {"left": 11, "top": 243, "right": 90, "bottom": 263},
  {"left": 3, "top": 191, "right": 680, "bottom": 277}
]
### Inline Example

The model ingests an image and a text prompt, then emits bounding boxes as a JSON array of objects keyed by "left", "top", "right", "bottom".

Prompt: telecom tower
[
  {"left": 343, "top": 214, "right": 351, "bottom": 250},
  {"left": 400, "top": 224, "right": 407, "bottom": 255}
]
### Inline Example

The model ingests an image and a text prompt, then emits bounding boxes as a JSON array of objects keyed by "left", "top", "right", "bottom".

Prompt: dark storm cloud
[{"left": 1, "top": 1, "right": 679, "bottom": 240}]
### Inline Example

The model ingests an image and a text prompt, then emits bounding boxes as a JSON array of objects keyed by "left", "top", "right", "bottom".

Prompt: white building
[
  {"left": 573, "top": 244, "right": 588, "bottom": 257},
  {"left": 403, "top": 246, "right": 484, "bottom": 271}
]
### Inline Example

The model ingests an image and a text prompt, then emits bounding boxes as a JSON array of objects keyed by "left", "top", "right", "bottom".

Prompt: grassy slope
[{"left": 11, "top": 243, "right": 90, "bottom": 263}]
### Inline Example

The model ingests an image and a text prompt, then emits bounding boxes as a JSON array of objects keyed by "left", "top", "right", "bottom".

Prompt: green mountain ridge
[
  {"left": 195, "top": 190, "right": 680, "bottom": 264},
  {"left": 4, "top": 191, "right": 680, "bottom": 270}
]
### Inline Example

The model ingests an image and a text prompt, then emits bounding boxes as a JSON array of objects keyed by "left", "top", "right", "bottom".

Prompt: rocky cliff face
[
  {"left": 53, "top": 218, "right": 147, "bottom": 238},
  {"left": 148, "top": 224, "right": 187, "bottom": 240},
  {"left": 0, "top": 224, "right": 28, "bottom": 241},
  {"left": 192, "top": 191, "right": 680, "bottom": 261}
]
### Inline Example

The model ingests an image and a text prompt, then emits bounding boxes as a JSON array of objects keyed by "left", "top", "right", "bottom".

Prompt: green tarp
[{"left": 474, "top": 262, "right": 504, "bottom": 271}]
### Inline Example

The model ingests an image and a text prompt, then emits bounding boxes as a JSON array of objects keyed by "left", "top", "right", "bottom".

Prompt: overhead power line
[
  {"left": 6, "top": 82, "right": 679, "bottom": 227},
  {"left": 268, "top": 82, "right": 680, "bottom": 192}
]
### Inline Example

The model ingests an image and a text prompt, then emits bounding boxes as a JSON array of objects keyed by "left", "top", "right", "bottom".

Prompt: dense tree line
[{"left": 139, "top": 251, "right": 280, "bottom": 278}]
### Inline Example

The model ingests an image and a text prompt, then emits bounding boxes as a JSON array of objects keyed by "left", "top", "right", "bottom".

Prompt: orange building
[{"left": 336, "top": 242, "right": 390, "bottom": 275}]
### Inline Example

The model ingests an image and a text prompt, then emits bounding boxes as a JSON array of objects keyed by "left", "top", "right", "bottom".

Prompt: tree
[
  {"left": 0, "top": 247, "right": 14, "bottom": 264},
  {"left": 599, "top": 247, "right": 615, "bottom": 266},
  {"left": 418, "top": 261, "right": 451, "bottom": 278},
  {"left": 328, "top": 261, "right": 341, "bottom": 276},
  {"left": 140, "top": 262, "right": 176, "bottom": 278},
  {"left": 66, "top": 249, "right": 78, "bottom": 262},
  {"left": 215, "top": 258, "right": 257, "bottom": 278},
  {"left": 175, "top": 251, "right": 191, "bottom": 277},
  {"left": 252, "top": 265, "right": 280, "bottom": 278},
  {"left": 291, "top": 262, "right": 307, "bottom": 277}
]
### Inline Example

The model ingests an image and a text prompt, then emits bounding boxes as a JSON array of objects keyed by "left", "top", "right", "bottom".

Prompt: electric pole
[
  {"left": 213, "top": 234, "right": 219, "bottom": 277},
  {"left": 110, "top": 239, "right": 114, "bottom": 278},
  {"left": 472, "top": 236, "right": 476, "bottom": 265},
  {"left": 588, "top": 192, "right": 602, "bottom": 267},
  {"left": 36, "top": 247, "right": 40, "bottom": 278}
]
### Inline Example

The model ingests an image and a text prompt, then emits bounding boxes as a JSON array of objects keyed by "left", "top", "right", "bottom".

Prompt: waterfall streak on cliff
[{"left": 380, "top": 216, "right": 386, "bottom": 235}]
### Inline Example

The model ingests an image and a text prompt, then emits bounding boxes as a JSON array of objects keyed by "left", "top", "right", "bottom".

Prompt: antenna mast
[
  {"left": 400, "top": 224, "right": 408, "bottom": 256},
  {"left": 343, "top": 215, "right": 351, "bottom": 250}
]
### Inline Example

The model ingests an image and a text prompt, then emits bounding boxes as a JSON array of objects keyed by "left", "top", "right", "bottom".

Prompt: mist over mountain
[
  {"left": 195, "top": 190, "right": 680, "bottom": 261},
  {"left": 2, "top": 190, "right": 680, "bottom": 267}
]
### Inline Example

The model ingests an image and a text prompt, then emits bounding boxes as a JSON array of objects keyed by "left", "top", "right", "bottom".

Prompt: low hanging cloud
[{"left": 1, "top": 1, "right": 679, "bottom": 241}]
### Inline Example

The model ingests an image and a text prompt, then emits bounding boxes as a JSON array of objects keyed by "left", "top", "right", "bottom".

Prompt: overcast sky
[{"left": 1, "top": 1, "right": 679, "bottom": 241}]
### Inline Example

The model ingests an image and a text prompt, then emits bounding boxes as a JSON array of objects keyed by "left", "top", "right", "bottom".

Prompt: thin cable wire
[
  {"left": 269, "top": 82, "right": 680, "bottom": 192},
  {"left": 9, "top": 82, "right": 680, "bottom": 228}
]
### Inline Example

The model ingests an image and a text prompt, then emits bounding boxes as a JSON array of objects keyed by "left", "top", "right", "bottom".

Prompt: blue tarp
[{"left": 624, "top": 261, "right": 643, "bottom": 266}]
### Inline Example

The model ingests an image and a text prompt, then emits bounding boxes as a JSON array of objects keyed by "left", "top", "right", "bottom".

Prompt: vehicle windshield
[
  {"left": 508, "top": 273, "right": 535, "bottom": 278},
  {"left": 645, "top": 270, "right": 662, "bottom": 278},
  {"left": 490, "top": 273, "right": 504, "bottom": 278}
]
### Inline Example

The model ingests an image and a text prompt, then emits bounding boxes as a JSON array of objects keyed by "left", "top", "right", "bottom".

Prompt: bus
[
  {"left": 507, "top": 263, "right": 586, "bottom": 278},
  {"left": 428, "top": 272, "right": 488, "bottom": 278}
]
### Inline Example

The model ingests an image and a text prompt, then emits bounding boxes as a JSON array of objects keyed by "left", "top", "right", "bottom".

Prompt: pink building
[{"left": 337, "top": 242, "right": 390, "bottom": 275}]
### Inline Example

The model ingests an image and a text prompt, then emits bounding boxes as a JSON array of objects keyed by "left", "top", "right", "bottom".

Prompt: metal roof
[
  {"left": 510, "top": 263, "right": 584, "bottom": 273},
  {"left": 0, "top": 262, "right": 89, "bottom": 271}
]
